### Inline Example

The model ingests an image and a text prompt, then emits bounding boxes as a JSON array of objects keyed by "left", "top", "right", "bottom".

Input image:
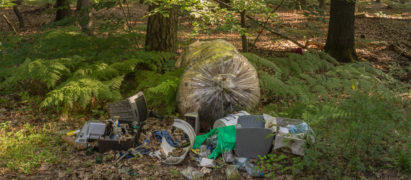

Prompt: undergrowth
[
  {"left": 0, "top": 26, "right": 409, "bottom": 177},
  {"left": 0, "top": 122, "right": 64, "bottom": 174},
  {"left": 245, "top": 52, "right": 410, "bottom": 178},
  {"left": 0, "top": 26, "right": 179, "bottom": 115}
]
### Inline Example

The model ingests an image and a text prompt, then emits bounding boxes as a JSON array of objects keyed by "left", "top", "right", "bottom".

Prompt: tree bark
[
  {"left": 240, "top": 10, "right": 248, "bottom": 52},
  {"left": 76, "top": 0, "right": 92, "bottom": 34},
  {"left": 324, "top": 0, "right": 357, "bottom": 62},
  {"left": 318, "top": 0, "right": 325, "bottom": 9},
  {"left": 145, "top": 5, "right": 178, "bottom": 52},
  {"left": 12, "top": 0, "right": 24, "bottom": 28},
  {"left": 55, "top": 0, "right": 71, "bottom": 21}
]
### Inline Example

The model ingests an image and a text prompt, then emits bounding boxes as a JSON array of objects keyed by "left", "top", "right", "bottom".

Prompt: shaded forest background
[{"left": 0, "top": 0, "right": 410, "bottom": 179}]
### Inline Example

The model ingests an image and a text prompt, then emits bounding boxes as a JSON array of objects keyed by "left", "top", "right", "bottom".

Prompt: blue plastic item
[
  {"left": 288, "top": 122, "right": 310, "bottom": 134},
  {"left": 152, "top": 130, "right": 179, "bottom": 147},
  {"left": 234, "top": 157, "right": 264, "bottom": 177}
]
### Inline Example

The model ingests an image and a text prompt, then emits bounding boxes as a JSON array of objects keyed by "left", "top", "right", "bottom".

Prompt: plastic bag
[
  {"left": 192, "top": 125, "right": 236, "bottom": 159},
  {"left": 177, "top": 40, "right": 260, "bottom": 124}
]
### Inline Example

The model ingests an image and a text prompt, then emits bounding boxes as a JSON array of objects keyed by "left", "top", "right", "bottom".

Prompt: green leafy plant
[
  {"left": 0, "top": 122, "right": 64, "bottom": 174},
  {"left": 135, "top": 68, "right": 184, "bottom": 114},
  {"left": 256, "top": 154, "right": 304, "bottom": 177},
  {"left": 0, "top": 26, "right": 177, "bottom": 114},
  {"left": 246, "top": 52, "right": 410, "bottom": 178}
]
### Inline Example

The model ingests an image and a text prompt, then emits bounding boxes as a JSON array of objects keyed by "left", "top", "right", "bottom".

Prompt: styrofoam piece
[
  {"left": 237, "top": 115, "right": 264, "bottom": 128},
  {"left": 160, "top": 119, "right": 196, "bottom": 165},
  {"left": 213, "top": 111, "right": 250, "bottom": 128},
  {"left": 235, "top": 128, "right": 274, "bottom": 158},
  {"left": 279, "top": 127, "right": 289, "bottom": 134},
  {"left": 263, "top": 114, "right": 277, "bottom": 132}
]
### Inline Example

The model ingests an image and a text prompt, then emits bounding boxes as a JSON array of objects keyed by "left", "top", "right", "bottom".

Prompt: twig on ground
[{"left": 2, "top": 14, "right": 17, "bottom": 34}]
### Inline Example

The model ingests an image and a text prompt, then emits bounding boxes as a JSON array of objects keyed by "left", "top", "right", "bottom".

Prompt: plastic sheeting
[
  {"left": 177, "top": 40, "right": 260, "bottom": 124},
  {"left": 193, "top": 125, "right": 236, "bottom": 159}
]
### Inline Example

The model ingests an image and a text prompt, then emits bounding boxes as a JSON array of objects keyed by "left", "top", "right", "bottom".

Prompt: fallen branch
[
  {"left": 215, "top": 0, "right": 306, "bottom": 49},
  {"left": 252, "top": 0, "right": 285, "bottom": 47},
  {"left": 391, "top": 43, "right": 411, "bottom": 59},
  {"left": 2, "top": 14, "right": 17, "bottom": 34},
  {"left": 246, "top": 14, "right": 307, "bottom": 49}
]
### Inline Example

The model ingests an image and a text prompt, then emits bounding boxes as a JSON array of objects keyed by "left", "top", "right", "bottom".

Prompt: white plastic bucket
[
  {"left": 160, "top": 119, "right": 196, "bottom": 165},
  {"left": 212, "top": 111, "right": 250, "bottom": 129}
]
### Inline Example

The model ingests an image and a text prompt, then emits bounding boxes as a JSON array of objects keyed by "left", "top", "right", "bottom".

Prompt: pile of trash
[
  {"left": 63, "top": 92, "right": 314, "bottom": 179},
  {"left": 62, "top": 40, "right": 315, "bottom": 179},
  {"left": 62, "top": 91, "right": 197, "bottom": 166},
  {"left": 179, "top": 111, "right": 315, "bottom": 179}
]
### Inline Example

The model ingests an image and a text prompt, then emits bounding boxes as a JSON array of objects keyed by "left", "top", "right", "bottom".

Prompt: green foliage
[
  {"left": 135, "top": 69, "right": 184, "bottom": 114},
  {"left": 245, "top": 51, "right": 406, "bottom": 108},
  {"left": 40, "top": 78, "right": 123, "bottom": 110},
  {"left": 245, "top": 52, "right": 410, "bottom": 178},
  {"left": 256, "top": 154, "right": 304, "bottom": 177},
  {"left": 0, "top": 26, "right": 176, "bottom": 113},
  {"left": 0, "top": 122, "right": 63, "bottom": 174},
  {"left": 2, "top": 56, "right": 85, "bottom": 91}
]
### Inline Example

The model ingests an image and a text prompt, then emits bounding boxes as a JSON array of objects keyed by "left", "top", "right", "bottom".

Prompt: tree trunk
[
  {"left": 318, "top": 0, "right": 325, "bottom": 9},
  {"left": 296, "top": 0, "right": 307, "bottom": 10},
  {"left": 76, "top": 0, "right": 92, "bottom": 34},
  {"left": 55, "top": 0, "right": 71, "bottom": 21},
  {"left": 12, "top": 0, "right": 24, "bottom": 28},
  {"left": 324, "top": 0, "right": 357, "bottom": 62},
  {"left": 240, "top": 10, "right": 248, "bottom": 52},
  {"left": 376, "top": 0, "right": 380, "bottom": 3},
  {"left": 145, "top": 5, "right": 178, "bottom": 52}
]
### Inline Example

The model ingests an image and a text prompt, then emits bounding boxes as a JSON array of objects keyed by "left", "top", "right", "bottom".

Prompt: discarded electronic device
[
  {"left": 184, "top": 112, "right": 200, "bottom": 134},
  {"left": 74, "top": 121, "right": 106, "bottom": 149},
  {"left": 63, "top": 92, "right": 148, "bottom": 152},
  {"left": 108, "top": 91, "right": 147, "bottom": 124}
]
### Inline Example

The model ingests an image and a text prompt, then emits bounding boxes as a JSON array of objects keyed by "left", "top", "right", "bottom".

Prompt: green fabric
[{"left": 193, "top": 125, "right": 236, "bottom": 159}]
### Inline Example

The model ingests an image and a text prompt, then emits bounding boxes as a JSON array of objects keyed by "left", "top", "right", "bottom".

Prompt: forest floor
[{"left": 0, "top": 1, "right": 410, "bottom": 179}]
